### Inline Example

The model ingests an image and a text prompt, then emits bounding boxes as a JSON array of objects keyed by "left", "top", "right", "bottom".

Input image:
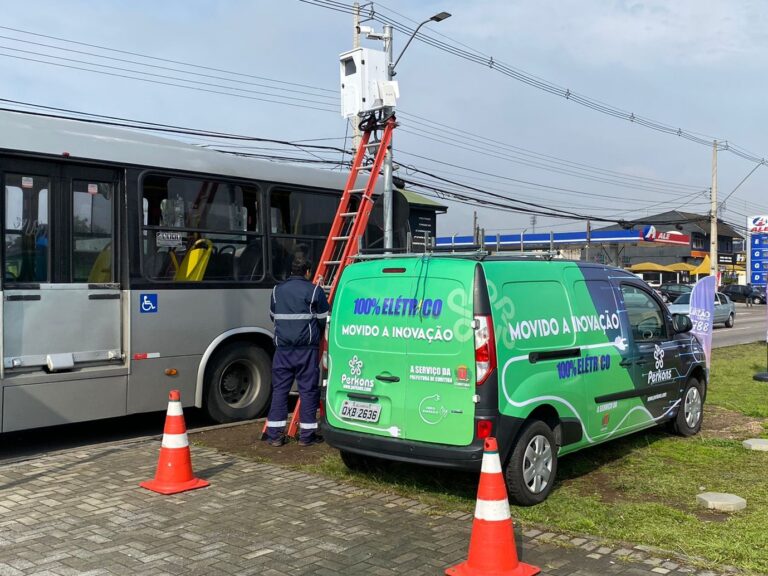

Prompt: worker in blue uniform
[{"left": 266, "top": 254, "right": 329, "bottom": 447}]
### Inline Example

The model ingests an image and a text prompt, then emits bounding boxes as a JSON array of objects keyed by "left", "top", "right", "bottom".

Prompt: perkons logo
[
  {"left": 349, "top": 355, "right": 363, "bottom": 376},
  {"left": 340, "top": 355, "right": 374, "bottom": 392},
  {"left": 648, "top": 345, "right": 672, "bottom": 384}
]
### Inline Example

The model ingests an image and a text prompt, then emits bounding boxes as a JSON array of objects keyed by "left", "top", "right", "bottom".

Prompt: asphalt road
[{"left": 712, "top": 302, "right": 767, "bottom": 348}]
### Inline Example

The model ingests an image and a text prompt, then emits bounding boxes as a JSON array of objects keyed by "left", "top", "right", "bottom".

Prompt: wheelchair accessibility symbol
[{"left": 140, "top": 293, "right": 158, "bottom": 314}]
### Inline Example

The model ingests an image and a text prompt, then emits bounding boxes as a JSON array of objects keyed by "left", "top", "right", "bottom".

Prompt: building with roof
[{"left": 593, "top": 210, "right": 744, "bottom": 278}]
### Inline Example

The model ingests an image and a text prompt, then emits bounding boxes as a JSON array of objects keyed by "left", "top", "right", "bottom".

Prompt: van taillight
[
  {"left": 474, "top": 314, "right": 496, "bottom": 386},
  {"left": 321, "top": 320, "right": 330, "bottom": 370},
  {"left": 476, "top": 420, "right": 493, "bottom": 439}
]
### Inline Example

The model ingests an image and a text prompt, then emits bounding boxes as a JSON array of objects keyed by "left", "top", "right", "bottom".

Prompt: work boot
[
  {"left": 298, "top": 434, "right": 324, "bottom": 447},
  {"left": 267, "top": 435, "right": 286, "bottom": 447}
]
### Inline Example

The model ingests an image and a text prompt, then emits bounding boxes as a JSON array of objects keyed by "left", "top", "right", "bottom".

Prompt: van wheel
[
  {"left": 672, "top": 378, "right": 704, "bottom": 436},
  {"left": 340, "top": 450, "right": 384, "bottom": 473},
  {"left": 505, "top": 420, "right": 558, "bottom": 506},
  {"left": 725, "top": 313, "right": 734, "bottom": 328},
  {"left": 205, "top": 342, "right": 271, "bottom": 423}
]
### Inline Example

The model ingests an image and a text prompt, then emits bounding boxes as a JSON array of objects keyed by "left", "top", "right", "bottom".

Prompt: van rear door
[
  {"left": 402, "top": 258, "right": 476, "bottom": 446},
  {"left": 326, "top": 261, "right": 411, "bottom": 440},
  {"left": 326, "top": 258, "right": 476, "bottom": 444}
]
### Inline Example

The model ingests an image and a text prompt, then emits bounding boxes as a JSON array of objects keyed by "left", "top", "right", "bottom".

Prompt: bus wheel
[
  {"left": 672, "top": 377, "right": 704, "bottom": 436},
  {"left": 205, "top": 342, "right": 271, "bottom": 423},
  {"left": 504, "top": 419, "right": 558, "bottom": 506}
]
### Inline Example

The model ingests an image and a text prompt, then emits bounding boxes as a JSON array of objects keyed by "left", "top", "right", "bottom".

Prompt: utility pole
[
  {"left": 473, "top": 211, "right": 478, "bottom": 243},
  {"left": 382, "top": 23, "right": 394, "bottom": 251},
  {"left": 710, "top": 140, "right": 718, "bottom": 278},
  {"left": 530, "top": 215, "right": 537, "bottom": 234},
  {"left": 351, "top": 2, "right": 362, "bottom": 152}
]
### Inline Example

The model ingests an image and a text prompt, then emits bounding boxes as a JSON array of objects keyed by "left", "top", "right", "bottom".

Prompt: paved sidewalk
[{"left": 0, "top": 440, "right": 730, "bottom": 576}]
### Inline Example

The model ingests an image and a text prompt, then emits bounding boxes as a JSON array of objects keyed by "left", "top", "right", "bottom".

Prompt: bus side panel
[
  {"left": 127, "top": 288, "right": 272, "bottom": 410},
  {"left": 127, "top": 356, "right": 200, "bottom": 413},
  {"left": 2, "top": 376, "right": 127, "bottom": 432}
]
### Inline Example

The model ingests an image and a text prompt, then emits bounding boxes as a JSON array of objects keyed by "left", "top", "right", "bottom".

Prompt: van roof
[{"left": 354, "top": 253, "right": 638, "bottom": 277}]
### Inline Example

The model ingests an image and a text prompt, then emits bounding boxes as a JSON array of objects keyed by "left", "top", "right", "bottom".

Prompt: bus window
[
  {"left": 269, "top": 188, "right": 338, "bottom": 280},
  {"left": 4, "top": 174, "right": 49, "bottom": 283},
  {"left": 142, "top": 175, "right": 262, "bottom": 282},
  {"left": 73, "top": 181, "right": 113, "bottom": 283}
]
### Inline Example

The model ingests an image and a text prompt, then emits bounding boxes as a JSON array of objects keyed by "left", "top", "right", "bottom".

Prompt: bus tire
[
  {"left": 672, "top": 377, "right": 704, "bottom": 436},
  {"left": 504, "top": 419, "right": 558, "bottom": 506},
  {"left": 205, "top": 342, "right": 271, "bottom": 423}
]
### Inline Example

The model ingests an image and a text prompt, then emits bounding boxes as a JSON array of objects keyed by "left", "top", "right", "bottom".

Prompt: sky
[{"left": 1, "top": 0, "right": 767, "bottom": 238}]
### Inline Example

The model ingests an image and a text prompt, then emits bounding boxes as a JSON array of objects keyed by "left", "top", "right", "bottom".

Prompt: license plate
[{"left": 340, "top": 400, "right": 381, "bottom": 423}]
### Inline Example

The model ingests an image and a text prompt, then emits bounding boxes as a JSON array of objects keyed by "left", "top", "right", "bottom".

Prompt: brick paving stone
[{"left": 0, "top": 441, "right": 737, "bottom": 576}]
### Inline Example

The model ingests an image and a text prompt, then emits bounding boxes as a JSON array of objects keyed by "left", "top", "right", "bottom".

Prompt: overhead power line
[
  {"left": 300, "top": 0, "right": 768, "bottom": 166},
  {"left": 0, "top": 25, "right": 336, "bottom": 94}
]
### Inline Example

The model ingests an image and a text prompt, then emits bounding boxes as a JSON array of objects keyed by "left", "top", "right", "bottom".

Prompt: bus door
[{"left": 2, "top": 160, "right": 123, "bottom": 373}]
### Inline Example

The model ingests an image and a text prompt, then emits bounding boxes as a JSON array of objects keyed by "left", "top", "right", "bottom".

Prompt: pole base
[{"left": 753, "top": 372, "right": 768, "bottom": 382}]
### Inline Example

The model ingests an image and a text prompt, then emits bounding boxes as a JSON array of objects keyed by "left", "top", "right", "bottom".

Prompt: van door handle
[
  {"left": 376, "top": 374, "right": 400, "bottom": 383},
  {"left": 619, "top": 358, "right": 635, "bottom": 367}
]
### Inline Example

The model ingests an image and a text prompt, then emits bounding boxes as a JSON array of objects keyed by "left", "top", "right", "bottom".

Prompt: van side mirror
[{"left": 672, "top": 314, "right": 693, "bottom": 333}]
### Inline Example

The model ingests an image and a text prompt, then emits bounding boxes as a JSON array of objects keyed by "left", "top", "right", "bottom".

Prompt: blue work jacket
[{"left": 270, "top": 276, "right": 329, "bottom": 349}]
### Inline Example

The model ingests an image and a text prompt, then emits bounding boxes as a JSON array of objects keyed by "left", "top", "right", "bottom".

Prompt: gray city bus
[{"left": 0, "top": 109, "right": 353, "bottom": 432}]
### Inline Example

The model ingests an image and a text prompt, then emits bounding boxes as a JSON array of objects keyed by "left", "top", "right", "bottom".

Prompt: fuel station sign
[{"left": 748, "top": 215, "right": 768, "bottom": 286}]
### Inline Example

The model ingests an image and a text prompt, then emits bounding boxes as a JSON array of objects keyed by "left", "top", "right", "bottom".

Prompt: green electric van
[{"left": 323, "top": 254, "right": 706, "bottom": 505}]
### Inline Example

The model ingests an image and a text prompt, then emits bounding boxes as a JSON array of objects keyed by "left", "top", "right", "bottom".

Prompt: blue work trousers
[{"left": 266, "top": 348, "right": 320, "bottom": 442}]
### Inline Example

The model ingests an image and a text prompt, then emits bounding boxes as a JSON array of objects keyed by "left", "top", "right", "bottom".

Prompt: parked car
[
  {"left": 668, "top": 292, "right": 735, "bottom": 328},
  {"left": 719, "top": 284, "right": 764, "bottom": 305},
  {"left": 657, "top": 282, "right": 693, "bottom": 303}
]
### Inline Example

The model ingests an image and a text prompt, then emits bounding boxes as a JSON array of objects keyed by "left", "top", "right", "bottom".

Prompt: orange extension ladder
[{"left": 263, "top": 114, "right": 397, "bottom": 440}]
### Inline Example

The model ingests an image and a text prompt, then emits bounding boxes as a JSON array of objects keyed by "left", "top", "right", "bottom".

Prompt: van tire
[
  {"left": 672, "top": 377, "right": 704, "bottom": 436},
  {"left": 340, "top": 450, "right": 384, "bottom": 473},
  {"left": 505, "top": 420, "right": 558, "bottom": 506},
  {"left": 205, "top": 343, "right": 271, "bottom": 423}
]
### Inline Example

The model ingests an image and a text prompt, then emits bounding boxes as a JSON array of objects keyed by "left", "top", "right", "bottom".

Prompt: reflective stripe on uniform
[
  {"left": 315, "top": 312, "right": 328, "bottom": 319},
  {"left": 267, "top": 420, "right": 287, "bottom": 427},
  {"left": 299, "top": 422, "right": 318, "bottom": 429},
  {"left": 474, "top": 498, "right": 512, "bottom": 521},
  {"left": 272, "top": 313, "right": 316, "bottom": 320},
  {"left": 161, "top": 432, "right": 189, "bottom": 449}
]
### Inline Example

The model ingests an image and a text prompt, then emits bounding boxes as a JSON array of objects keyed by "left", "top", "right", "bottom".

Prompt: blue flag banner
[{"left": 689, "top": 276, "right": 716, "bottom": 370}]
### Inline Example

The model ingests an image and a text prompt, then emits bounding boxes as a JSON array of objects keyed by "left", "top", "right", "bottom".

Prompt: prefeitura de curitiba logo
[{"left": 654, "top": 344, "right": 665, "bottom": 369}]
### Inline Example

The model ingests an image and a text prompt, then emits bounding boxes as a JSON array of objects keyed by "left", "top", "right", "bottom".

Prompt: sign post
[{"left": 747, "top": 215, "right": 768, "bottom": 382}]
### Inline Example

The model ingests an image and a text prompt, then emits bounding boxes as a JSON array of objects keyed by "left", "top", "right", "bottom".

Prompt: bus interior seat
[
  {"left": 174, "top": 238, "right": 213, "bottom": 281},
  {"left": 206, "top": 244, "right": 236, "bottom": 281},
  {"left": 235, "top": 242, "right": 263, "bottom": 281},
  {"left": 87, "top": 244, "right": 112, "bottom": 283}
]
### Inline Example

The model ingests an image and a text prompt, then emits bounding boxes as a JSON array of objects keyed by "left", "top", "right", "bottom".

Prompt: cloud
[{"left": 452, "top": 0, "right": 768, "bottom": 68}]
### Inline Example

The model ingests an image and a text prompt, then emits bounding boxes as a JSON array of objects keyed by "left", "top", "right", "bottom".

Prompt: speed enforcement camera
[{"left": 340, "top": 47, "right": 399, "bottom": 118}]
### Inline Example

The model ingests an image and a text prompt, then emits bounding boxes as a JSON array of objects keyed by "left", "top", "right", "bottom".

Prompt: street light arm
[
  {"left": 391, "top": 19, "right": 430, "bottom": 74},
  {"left": 391, "top": 12, "right": 450, "bottom": 74}
]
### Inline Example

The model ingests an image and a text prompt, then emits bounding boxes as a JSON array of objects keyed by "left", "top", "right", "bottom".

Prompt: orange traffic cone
[
  {"left": 446, "top": 437, "right": 540, "bottom": 576},
  {"left": 140, "top": 390, "right": 210, "bottom": 495}
]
